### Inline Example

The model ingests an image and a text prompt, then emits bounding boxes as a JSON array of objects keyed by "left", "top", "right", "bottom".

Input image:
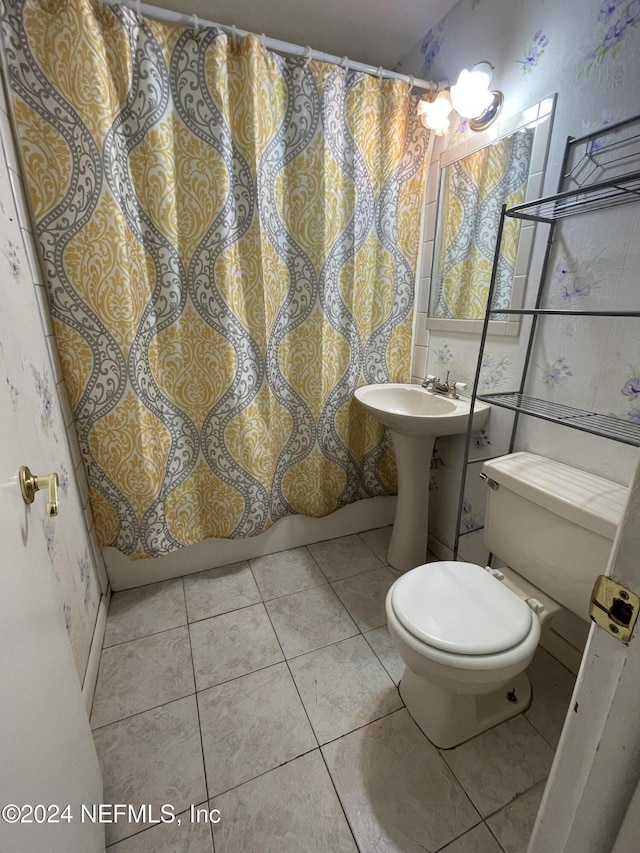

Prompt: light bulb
[
  {"left": 419, "top": 90, "right": 453, "bottom": 136},
  {"left": 450, "top": 64, "right": 494, "bottom": 119}
]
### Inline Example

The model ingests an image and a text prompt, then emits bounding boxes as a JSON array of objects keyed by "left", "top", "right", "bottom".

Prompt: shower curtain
[
  {"left": 432, "top": 128, "right": 533, "bottom": 320},
  {"left": 2, "top": 0, "right": 429, "bottom": 558}
]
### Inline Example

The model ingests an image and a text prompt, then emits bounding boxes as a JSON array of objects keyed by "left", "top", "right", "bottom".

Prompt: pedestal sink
[{"left": 354, "top": 384, "right": 490, "bottom": 572}]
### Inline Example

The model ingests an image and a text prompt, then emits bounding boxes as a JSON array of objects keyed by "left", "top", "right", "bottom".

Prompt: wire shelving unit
[{"left": 452, "top": 114, "right": 640, "bottom": 558}]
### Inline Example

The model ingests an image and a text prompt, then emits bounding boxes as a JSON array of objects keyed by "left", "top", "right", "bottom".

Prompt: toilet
[{"left": 385, "top": 452, "right": 627, "bottom": 749}]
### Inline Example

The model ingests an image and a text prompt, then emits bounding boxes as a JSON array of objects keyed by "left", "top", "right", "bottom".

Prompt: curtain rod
[{"left": 112, "top": 0, "right": 435, "bottom": 93}]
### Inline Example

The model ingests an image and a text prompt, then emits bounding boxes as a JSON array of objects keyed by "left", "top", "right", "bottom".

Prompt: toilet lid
[{"left": 391, "top": 561, "right": 533, "bottom": 655}]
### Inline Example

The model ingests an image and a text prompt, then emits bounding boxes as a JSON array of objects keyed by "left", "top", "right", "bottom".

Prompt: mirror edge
[{"left": 422, "top": 93, "right": 557, "bottom": 337}]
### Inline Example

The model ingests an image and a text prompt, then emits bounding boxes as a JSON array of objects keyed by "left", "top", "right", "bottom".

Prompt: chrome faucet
[{"left": 421, "top": 371, "right": 467, "bottom": 399}]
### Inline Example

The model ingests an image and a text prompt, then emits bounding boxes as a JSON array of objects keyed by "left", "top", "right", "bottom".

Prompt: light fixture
[
  {"left": 450, "top": 61, "right": 503, "bottom": 130},
  {"left": 417, "top": 90, "right": 453, "bottom": 136}
]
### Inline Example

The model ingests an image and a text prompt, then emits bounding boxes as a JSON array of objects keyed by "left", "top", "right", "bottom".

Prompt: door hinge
[{"left": 589, "top": 575, "right": 640, "bottom": 644}]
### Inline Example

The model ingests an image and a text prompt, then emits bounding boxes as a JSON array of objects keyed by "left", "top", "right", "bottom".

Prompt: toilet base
[{"left": 399, "top": 669, "right": 532, "bottom": 749}]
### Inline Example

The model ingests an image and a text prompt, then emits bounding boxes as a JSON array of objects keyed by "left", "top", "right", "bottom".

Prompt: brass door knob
[{"left": 19, "top": 466, "right": 59, "bottom": 517}]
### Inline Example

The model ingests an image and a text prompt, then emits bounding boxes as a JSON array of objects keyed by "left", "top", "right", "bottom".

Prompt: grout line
[
  {"left": 193, "top": 655, "right": 286, "bottom": 695},
  {"left": 317, "top": 703, "right": 406, "bottom": 749},
  {"left": 431, "top": 817, "right": 487, "bottom": 852},
  {"left": 317, "top": 746, "right": 363, "bottom": 852},
  {"left": 484, "top": 819, "right": 510, "bottom": 853},
  {"left": 207, "top": 747, "right": 320, "bottom": 802},
  {"left": 90, "top": 690, "right": 198, "bottom": 733},
  {"left": 261, "top": 590, "right": 362, "bottom": 850},
  {"left": 102, "top": 619, "right": 189, "bottom": 650},
  {"left": 182, "top": 577, "right": 217, "bottom": 851},
  {"left": 103, "top": 801, "right": 210, "bottom": 850},
  {"left": 186, "top": 597, "right": 264, "bottom": 626}
]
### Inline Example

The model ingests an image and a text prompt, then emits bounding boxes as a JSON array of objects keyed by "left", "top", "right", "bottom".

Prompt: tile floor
[{"left": 91, "top": 527, "right": 577, "bottom": 852}]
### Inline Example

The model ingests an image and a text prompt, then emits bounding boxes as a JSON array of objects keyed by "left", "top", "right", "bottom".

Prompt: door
[
  {"left": 0, "top": 378, "right": 103, "bottom": 850},
  {"left": 528, "top": 449, "right": 640, "bottom": 852}
]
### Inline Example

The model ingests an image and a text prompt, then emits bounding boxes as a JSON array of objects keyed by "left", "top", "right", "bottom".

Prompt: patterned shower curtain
[
  {"left": 2, "top": 0, "right": 429, "bottom": 559},
  {"left": 432, "top": 128, "right": 533, "bottom": 320}
]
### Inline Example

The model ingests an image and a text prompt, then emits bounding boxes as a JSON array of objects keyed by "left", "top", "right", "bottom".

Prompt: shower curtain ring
[
  {"left": 409, "top": 75, "right": 415, "bottom": 91},
  {"left": 134, "top": 0, "right": 141, "bottom": 23},
  {"left": 232, "top": 24, "right": 238, "bottom": 49},
  {"left": 303, "top": 45, "right": 312, "bottom": 66},
  {"left": 341, "top": 55, "right": 349, "bottom": 71},
  {"left": 377, "top": 66, "right": 384, "bottom": 80},
  {"left": 192, "top": 14, "right": 199, "bottom": 36},
  {"left": 260, "top": 33, "right": 267, "bottom": 54}
]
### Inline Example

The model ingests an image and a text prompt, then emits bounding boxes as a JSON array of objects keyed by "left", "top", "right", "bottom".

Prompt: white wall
[
  {"left": 400, "top": 0, "right": 640, "bottom": 546},
  {"left": 399, "top": 0, "right": 640, "bottom": 664},
  {"left": 0, "top": 62, "right": 108, "bottom": 705}
]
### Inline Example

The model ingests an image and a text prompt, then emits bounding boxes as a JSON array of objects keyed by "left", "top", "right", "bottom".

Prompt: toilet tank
[{"left": 483, "top": 452, "right": 627, "bottom": 622}]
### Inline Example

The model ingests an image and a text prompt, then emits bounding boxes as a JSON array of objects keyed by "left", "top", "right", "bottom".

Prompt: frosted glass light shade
[
  {"left": 418, "top": 91, "right": 453, "bottom": 135},
  {"left": 450, "top": 65, "right": 494, "bottom": 119}
]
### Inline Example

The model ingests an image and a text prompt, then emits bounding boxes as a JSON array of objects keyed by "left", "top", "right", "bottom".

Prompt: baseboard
[
  {"left": 82, "top": 589, "right": 110, "bottom": 717},
  {"left": 540, "top": 627, "right": 583, "bottom": 676},
  {"left": 104, "top": 496, "right": 397, "bottom": 591},
  {"left": 427, "top": 533, "right": 453, "bottom": 561}
]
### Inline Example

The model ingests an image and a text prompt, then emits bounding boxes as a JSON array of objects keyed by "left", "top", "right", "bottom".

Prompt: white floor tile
[
  {"left": 211, "top": 751, "right": 357, "bottom": 852},
  {"left": 94, "top": 696, "right": 206, "bottom": 846},
  {"left": 189, "top": 603, "right": 283, "bottom": 691},
  {"left": 308, "top": 534, "right": 383, "bottom": 582},
  {"left": 249, "top": 547, "right": 326, "bottom": 599},
  {"left": 323, "top": 709, "right": 480, "bottom": 852},
  {"left": 104, "top": 579, "right": 186, "bottom": 647},
  {"left": 265, "top": 584, "right": 358, "bottom": 658},
  {"left": 92, "top": 626, "right": 193, "bottom": 729},
  {"left": 198, "top": 663, "right": 316, "bottom": 797},
  {"left": 289, "top": 635, "right": 402, "bottom": 744},
  {"left": 184, "top": 561, "right": 261, "bottom": 622},
  {"left": 441, "top": 715, "right": 554, "bottom": 817}
]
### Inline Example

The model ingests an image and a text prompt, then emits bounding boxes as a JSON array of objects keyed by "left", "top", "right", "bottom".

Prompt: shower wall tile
[{"left": 412, "top": 344, "right": 428, "bottom": 380}]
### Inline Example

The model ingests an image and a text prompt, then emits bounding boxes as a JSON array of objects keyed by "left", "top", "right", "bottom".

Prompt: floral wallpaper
[
  {"left": 0, "top": 82, "right": 103, "bottom": 685},
  {"left": 400, "top": 0, "right": 640, "bottom": 560}
]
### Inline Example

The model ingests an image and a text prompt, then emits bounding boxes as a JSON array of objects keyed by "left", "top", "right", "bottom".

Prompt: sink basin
[{"left": 354, "top": 383, "right": 490, "bottom": 437}]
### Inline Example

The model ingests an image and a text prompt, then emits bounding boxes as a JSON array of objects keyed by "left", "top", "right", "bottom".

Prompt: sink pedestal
[
  {"left": 387, "top": 431, "right": 434, "bottom": 572},
  {"left": 353, "top": 383, "right": 490, "bottom": 575}
]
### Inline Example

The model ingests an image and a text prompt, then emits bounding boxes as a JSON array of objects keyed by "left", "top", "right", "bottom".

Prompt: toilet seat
[{"left": 390, "top": 561, "right": 533, "bottom": 656}]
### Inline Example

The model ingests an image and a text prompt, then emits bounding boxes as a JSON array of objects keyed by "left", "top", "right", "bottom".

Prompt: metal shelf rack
[{"left": 452, "top": 114, "right": 640, "bottom": 558}]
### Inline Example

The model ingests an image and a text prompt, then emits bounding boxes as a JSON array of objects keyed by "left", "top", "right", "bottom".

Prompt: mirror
[{"left": 424, "top": 96, "right": 556, "bottom": 336}]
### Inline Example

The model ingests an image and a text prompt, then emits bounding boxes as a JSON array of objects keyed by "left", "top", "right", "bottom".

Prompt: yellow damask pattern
[
  {"left": 6, "top": 0, "right": 428, "bottom": 557},
  {"left": 437, "top": 131, "right": 531, "bottom": 320}
]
